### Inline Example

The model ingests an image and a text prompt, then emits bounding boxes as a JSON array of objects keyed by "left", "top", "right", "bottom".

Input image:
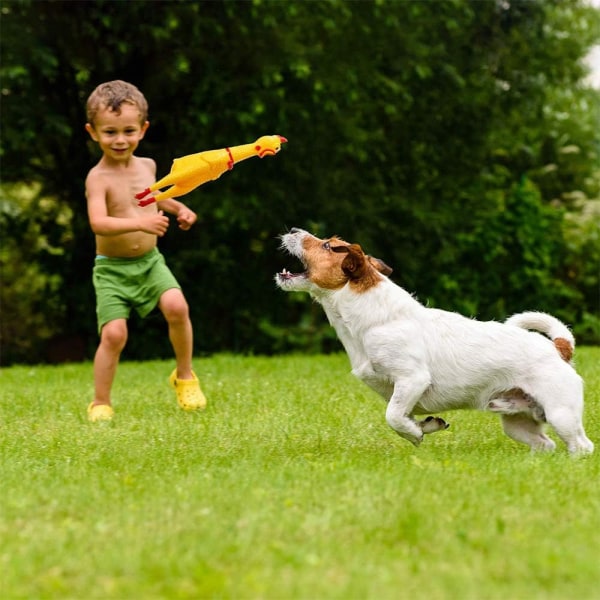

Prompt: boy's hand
[
  {"left": 176, "top": 206, "right": 197, "bottom": 231},
  {"left": 141, "top": 211, "right": 170, "bottom": 236}
]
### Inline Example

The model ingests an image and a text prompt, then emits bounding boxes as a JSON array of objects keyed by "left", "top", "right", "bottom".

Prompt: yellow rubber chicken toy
[{"left": 136, "top": 135, "right": 287, "bottom": 206}]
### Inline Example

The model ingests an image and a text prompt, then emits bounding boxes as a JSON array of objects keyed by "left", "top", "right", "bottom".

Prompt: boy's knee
[
  {"left": 164, "top": 302, "right": 189, "bottom": 324},
  {"left": 160, "top": 290, "right": 189, "bottom": 322},
  {"left": 101, "top": 320, "right": 128, "bottom": 350}
]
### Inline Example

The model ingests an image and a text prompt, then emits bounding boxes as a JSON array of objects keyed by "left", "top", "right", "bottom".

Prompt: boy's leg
[
  {"left": 159, "top": 288, "right": 193, "bottom": 378},
  {"left": 92, "top": 318, "right": 128, "bottom": 407},
  {"left": 159, "top": 288, "right": 207, "bottom": 410}
]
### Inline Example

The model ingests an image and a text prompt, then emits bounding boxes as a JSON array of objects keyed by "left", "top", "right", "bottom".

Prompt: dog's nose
[{"left": 290, "top": 227, "right": 301, "bottom": 234}]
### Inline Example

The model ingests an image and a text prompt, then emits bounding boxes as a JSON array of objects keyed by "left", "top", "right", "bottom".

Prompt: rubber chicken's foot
[{"left": 135, "top": 188, "right": 155, "bottom": 207}]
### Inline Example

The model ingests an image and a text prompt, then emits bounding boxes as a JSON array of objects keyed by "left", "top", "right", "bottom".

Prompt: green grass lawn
[{"left": 1, "top": 349, "right": 599, "bottom": 600}]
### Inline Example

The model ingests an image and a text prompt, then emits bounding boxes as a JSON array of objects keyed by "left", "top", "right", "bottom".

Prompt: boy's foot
[
  {"left": 169, "top": 370, "right": 207, "bottom": 411},
  {"left": 88, "top": 402, "right": 114, "bottom": 422}
]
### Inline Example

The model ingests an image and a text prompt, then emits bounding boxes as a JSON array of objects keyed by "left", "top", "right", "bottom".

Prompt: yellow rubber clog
[
  {"left": 87, "top": 402, "right": 114, "bottom": 422},
  {"left": 169, "top": 370, "right": 207, "bottom": 411}
]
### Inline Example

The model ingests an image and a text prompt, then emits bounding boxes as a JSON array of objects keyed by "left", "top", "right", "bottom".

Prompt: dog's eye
[{"left": 323, "top": 242, "right": 331, "bottom": 250}]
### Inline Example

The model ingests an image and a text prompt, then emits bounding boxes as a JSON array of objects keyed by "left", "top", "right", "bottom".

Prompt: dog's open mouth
[
  {"left": 277, "top": 233, "right": 309, "bottom": 285},
  {"left": 277, "top": 267, "right": 307, "bottom": 281}
]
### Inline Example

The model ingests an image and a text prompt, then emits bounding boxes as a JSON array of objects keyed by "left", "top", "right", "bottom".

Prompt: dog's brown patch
[
  {"left": 299, "top": 235, "right": 388, "bottom": 293},
  {"left": 335, "top": 244, "right": 384, "bottom": 293},
  {"left": 301, "top": 235, "right": 351, "bottom": 290},
  {"left": 554, "top": 337, "right": 573, "bottom": 363}
]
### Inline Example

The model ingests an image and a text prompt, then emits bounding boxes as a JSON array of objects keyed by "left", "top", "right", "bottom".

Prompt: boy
[{"left": 85, "top": 80, "right": 206, "bottom": 421}]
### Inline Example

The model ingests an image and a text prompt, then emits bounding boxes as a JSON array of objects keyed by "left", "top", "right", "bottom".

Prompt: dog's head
[{"left": 275, "top": 228, "right": 392, "bottom": 296}]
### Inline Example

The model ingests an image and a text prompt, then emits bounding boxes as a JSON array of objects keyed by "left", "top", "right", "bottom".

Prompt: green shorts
[{"left": 93, "top": 247, "right": 181, "bottom": 333}]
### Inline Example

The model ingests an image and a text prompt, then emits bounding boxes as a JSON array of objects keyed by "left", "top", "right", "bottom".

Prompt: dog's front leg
[{"left": 385, "top": 375, "right": 431, "bottom": 447}]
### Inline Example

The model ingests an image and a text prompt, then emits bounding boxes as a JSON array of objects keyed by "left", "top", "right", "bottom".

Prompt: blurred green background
[{"left": 1, "top": 0, "right": 599, "bottom": 365}]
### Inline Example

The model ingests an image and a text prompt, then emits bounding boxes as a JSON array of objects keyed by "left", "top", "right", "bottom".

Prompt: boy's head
[{"left": 86, "top": 80, "right": 148, "bottom": 126}]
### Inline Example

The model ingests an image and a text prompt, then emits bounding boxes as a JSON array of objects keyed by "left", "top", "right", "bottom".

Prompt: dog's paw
[
  {"left": 393, "top": 427, "right": 423, "bottom": 447},
  {"left": 420, "top": 416, "right": 450, "bottom": 434},
  {"left": 408, "top": 433, "right": 423, "bottom": 447}
]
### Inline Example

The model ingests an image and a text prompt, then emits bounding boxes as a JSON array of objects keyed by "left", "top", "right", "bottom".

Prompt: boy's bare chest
[{"left": 105, "top": 170, "right": 153, "bottom": 213}]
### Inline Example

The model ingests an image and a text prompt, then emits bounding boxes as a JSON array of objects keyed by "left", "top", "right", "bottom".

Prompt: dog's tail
[{"left": 505, "top": 311, "right": 575, "bottom": 363}]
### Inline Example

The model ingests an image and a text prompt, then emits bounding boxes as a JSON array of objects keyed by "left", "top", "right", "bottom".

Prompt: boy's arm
[
  {"left": 86, "top": 170, "right": 169, "bottom": 237},
  {"left": 159, "top": 198, "right": 198, "bottom": 231}
]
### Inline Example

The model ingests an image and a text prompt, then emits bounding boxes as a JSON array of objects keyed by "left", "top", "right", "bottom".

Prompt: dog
[{"left": 275, "top": 228, "right": 594, "bottom": 455}]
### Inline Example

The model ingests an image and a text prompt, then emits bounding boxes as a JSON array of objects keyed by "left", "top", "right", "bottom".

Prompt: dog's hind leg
[
  {"left": 534, "top": 375, "right": 593, "bottom": 455},
  {"left": 544, "top": 407, "right": 594, "bottom": 455},
  {"left": 501, "top": 414, "right": 556, "bottom": 452}
]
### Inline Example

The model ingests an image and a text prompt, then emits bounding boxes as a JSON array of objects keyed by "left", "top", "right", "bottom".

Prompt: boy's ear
[
  {"left": 85, "top": 123, "right": 98, "bottom": 141},
  {"left": 140, "top": 120, "right": 150, "bottom": 139}
]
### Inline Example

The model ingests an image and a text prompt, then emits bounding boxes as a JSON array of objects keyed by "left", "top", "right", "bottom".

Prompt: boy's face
[{"left": 85, "top": 103, "right": 149, "bottom": 163}]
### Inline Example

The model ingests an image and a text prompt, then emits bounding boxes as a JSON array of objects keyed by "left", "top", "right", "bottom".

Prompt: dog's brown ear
[
  {"left": 332, "top": 244, "right": 391, "bottom": 280},
  {"left": 369, "top": 256, "right": 393, "bottom": 276},
  {"left": 340, "top": 244, "right": 368, "bottom": 280}
]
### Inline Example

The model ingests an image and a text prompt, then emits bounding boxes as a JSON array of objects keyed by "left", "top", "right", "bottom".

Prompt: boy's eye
[{"left": 100, "top": 128, "right": 137, "bottom": 135}]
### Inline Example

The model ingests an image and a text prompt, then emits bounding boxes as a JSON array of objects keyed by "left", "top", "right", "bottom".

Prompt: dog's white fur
[{"left": 276, "top": 228, "right": 593, "bottom": 454}]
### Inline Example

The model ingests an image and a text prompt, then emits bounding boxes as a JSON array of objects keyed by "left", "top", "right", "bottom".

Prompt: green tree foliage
[{"left": 1, "top": 0, "right": 599, "bottom": 364}]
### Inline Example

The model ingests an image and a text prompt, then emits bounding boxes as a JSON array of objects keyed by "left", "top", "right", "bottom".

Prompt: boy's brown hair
[{"left": 86, "top": 80, "right": 148, "bottom": 125}]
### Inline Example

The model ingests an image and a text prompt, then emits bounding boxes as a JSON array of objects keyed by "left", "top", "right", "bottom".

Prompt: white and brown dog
[{"left": 276, "top": 228, "right": 594, "bottom": 454}]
